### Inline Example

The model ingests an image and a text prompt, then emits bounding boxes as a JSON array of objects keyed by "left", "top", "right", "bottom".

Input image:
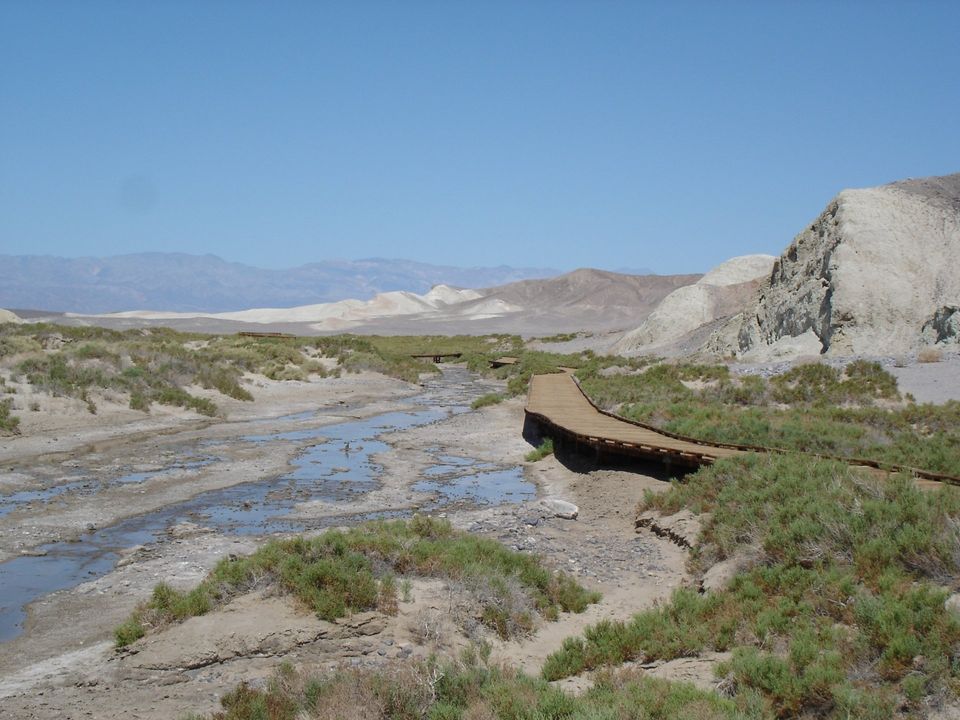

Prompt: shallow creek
[{"left": 0, "top": 368, "right": 534, "bottom": 641}]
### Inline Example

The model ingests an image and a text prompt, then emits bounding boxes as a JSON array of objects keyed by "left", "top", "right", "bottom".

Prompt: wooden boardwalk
[
  {"left": 525, "top": 372, "right": 743, "bottom": 468},
  {"left": 524, "top": 372, "right": 960, "bottom": 485}
]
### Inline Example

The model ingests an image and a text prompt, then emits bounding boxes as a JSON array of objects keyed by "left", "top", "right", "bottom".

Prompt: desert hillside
[
  {"left": 703, "top": 173, "right": 960, "bottom": 360},
  {"left": 612, "top": 254, "right": 775, "bottom": 355}
]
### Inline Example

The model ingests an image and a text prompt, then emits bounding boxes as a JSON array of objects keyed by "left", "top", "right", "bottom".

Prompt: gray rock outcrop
[{"left": 711, "top": 173, "right": 960, "bottom": 360}]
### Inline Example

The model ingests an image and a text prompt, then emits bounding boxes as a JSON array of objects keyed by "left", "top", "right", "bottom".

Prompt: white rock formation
[
  {"left": 613, "top": 254, "right": 775, "bottom": 354},
  {"left": 712, "top": 173, "right": 960, "bottom": 359},
  {"left": 0, "top": 308, "right": 22, "bottom": 324}
]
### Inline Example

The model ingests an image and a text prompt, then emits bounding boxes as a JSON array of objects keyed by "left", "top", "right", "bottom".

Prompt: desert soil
[{"left": 0, "top": 366, "right": 692, "bottom": 720}]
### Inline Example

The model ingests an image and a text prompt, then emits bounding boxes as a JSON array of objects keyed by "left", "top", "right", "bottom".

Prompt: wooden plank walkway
[
  {"left": 525, "top": 372, "right": 960, "bottom": 485},
  {"left": 525, "top": 372, "right": 742, "bottom": 468}
]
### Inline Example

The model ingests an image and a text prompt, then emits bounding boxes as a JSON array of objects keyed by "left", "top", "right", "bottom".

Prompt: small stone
[{"left": 541, "top": 498, "right": 578, "bottom": 520}]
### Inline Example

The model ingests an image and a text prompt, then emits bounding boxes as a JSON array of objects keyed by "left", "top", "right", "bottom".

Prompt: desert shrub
[
  {"left": 128, "top": 391, "right": 150, "bottom": 411},
  {"left": 264, "top": 363, "right": 308, "bottom": 382},
  {"left": 113, "top": 617, "right": 145, "bottom": 648},
  {"left": 0, "top": 335, "right": 43, "bottom": 358},
  {"left": 471, "top": 392, "right": 504, "bottom": 410},
  {"left": 341, "top": 351, "right": 431, "bottom": 384},
  {"left": 115, "top": 517, "right": 599, "bottom": 647},
  {"left": 543, "top": 455, "right": 960, "bottom": 716},
  {"left": 770, "top": 363, "right": 841, "bottom": 404},
  {"left": 196, "top": 366, "right": 254, "bottom": 401},
  {"left": 194, "top": 654, "right": 749, "bottom": 720},
  {"left": 69, "top": 342, "right": 121, "bottom": 365},
  {"left": 524, "top": 438, "right": 554, "bottom": 462},
  {"left": 0, "top": 397, "right": 20, "bottom": 434},
  {"left": 151, "top": 387, "right": 218, "bottom": 416},
  {"left": 841, "top": 360, "right": 900, "bottom": 401},
  {"left": 576, "top": 362, "right": 721, "bottom": 409}
]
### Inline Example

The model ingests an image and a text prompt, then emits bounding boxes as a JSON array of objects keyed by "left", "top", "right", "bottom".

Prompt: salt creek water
[{"left": 0, "top": 368, "right": 534, "bottom": 641}]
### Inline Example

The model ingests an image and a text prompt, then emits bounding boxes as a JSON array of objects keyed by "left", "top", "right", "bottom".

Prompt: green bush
[
  {"left": 542, "top": 455, "right": 960, "bottom": 716},
  {"left": 525, "top": 438, "right": 554, "bottom": 462},
  {"left": 0, "top": 397, "right": 20, "bottom": 434},
  {"left": 115, "top": 517, "right": 599, "bottom": 648},
  {"left": 471, "top": 392, "right": 504, "bottom": 410}
]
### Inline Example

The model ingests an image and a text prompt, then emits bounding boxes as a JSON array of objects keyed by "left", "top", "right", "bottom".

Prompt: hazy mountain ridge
[
  {"left": 0, "top": 253, "right": 559, "bottom": 314},
  {"left": 57, "top": 269, "right": 697, "bottom": 337}
]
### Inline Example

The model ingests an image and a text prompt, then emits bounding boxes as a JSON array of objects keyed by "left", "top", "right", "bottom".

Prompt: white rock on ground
[{"left": 540, "top": 498, "right": 579, "bottom": 519}]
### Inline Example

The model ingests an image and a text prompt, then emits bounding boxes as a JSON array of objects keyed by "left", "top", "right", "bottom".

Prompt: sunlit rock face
[{"left": 712, "top": 173, "right": 960, "bottom": 360}]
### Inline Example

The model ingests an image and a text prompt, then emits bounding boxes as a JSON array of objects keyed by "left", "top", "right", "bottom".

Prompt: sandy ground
[
  {"left": 0, "top": 372, "right": 691, "bottom": 719},
  {"left": 889, "top": 353, "right": 960, "bottom": 404}
]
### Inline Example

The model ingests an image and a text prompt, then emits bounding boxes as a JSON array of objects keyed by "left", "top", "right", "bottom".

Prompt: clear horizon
[{"left": 2, "top": 1, "right": 958, "bottom": 275}]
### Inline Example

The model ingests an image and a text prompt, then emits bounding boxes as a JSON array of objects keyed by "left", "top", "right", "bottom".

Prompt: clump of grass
[
  {"left": 0, "top": 335, "right": 43, "bottom": 358},
  {"left": 196, "top": 366, "right": 254, "bottom": 401},
  {"left": 471, "top": 392, "right": 504, "bottom": 410},
  {"left": 0, "top": 397, "right": 20, "bottom": 434},
  {"left": 535, "top": 331, "right": 593, "bottom": 343},
  {"left": 769, "top": 360, "right": 899, "bottom": 405},
  {"left": 524, "top": 438, "right": 554, "bottom": 462},
  {"left": 115, "top": 516, "right": 599, "bottom": 648},
  {"left": 918, "top": 347, "right": 944, "bottom": 363},
  {"left": 339, "top": 350, "right": 430, "bottom": 383},
  {"left": 542, "top": 454, "right": 960, "bottom": 717},
  {"left": 113, "top": 617, "right": 145, "bottom": 648}
]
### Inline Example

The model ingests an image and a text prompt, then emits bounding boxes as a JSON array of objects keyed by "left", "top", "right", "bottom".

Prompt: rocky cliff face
[{"left": 713, "top": 173, "right": 960, "bottom": 359}]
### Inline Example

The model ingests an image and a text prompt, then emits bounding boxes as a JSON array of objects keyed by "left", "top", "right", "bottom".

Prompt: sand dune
[{"left": 73, "top": 285, "right": 489, "bottom": 330}]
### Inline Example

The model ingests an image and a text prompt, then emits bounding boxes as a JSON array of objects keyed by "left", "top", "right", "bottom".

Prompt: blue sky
[{"left": 1, "top": 1, "right": 958, "bottom": 274}]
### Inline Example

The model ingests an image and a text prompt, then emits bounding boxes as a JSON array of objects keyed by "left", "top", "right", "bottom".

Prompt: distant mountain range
[
  {"left": 62, "top": 268, "right": 699, "bottom": 336},
  {"left": 0, "top": 253, "right": 560, "bottom": 314}
]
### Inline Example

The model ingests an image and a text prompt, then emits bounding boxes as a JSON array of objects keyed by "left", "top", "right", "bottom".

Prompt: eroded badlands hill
[
  {"left": 708, "top": 173, "right": 960, "bottom": 359},
  {"left": 613, "top": 255, "right": 775, "bottom": 355}
]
